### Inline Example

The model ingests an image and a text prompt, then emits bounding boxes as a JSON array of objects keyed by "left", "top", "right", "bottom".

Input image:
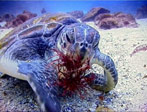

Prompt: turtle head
[{"left": 57, "top": 23, "right": 100, "bottom": 61}]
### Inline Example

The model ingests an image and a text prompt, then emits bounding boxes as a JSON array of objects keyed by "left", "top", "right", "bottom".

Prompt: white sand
[
  {"left": 87, "top": 19, "right": 147, "bottom": 111},
  {"left": 0, "top": 19, "right": 147, "bottom": 111}
]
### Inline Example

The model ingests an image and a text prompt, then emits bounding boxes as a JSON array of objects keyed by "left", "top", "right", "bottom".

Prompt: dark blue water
[{"left": 0, "top": 1, "right": 147, "bottom": 16}]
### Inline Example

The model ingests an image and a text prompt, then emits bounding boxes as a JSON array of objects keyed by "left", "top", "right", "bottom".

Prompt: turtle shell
[{"left": 0, "top": 13, "right": 79, "bottom": 60}]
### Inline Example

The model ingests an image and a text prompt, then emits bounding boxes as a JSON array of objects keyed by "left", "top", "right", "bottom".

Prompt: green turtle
[{"left": 0, "top": 13, "right": 118, "bottom": 112}]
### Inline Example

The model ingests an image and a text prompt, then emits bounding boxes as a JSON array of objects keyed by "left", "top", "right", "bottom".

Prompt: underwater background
[{"left": 0, "top": 1, "right": 147, "bottom": 16}]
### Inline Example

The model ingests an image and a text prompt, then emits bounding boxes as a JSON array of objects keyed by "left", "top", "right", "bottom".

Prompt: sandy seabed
[
  {"left": 0, "top": 19, "right": 147, "bottom": 111},
  {"left": 87, "top": 19, "right": 147, "bottom": 111}
]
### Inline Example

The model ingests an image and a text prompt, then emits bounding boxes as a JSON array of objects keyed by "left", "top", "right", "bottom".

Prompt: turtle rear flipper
[{"left": 18, "top": 61, "right": 61, "bottom": 112}]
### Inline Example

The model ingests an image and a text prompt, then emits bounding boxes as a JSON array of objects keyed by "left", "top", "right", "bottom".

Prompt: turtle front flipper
[
  {"left": 90, "top": 49, "right": 118, "bottom": 92},
  {"left": 18, "top": 61, "right": 61, "bottom": 112}
]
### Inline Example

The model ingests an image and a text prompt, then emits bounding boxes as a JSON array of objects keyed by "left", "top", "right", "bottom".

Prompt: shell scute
[
  {"left": 0, "top": 35, "right": 16, "bottom": 50},
  {"left": 40, "top": 13, "right": 71, "bottom": 23},
  {"left": 33, "top": 17, "right": 44, "bottom": 24},
  {"left": 43, "top": 22, "right": 63, "bottom": 37},
  {"left": 18, "top": 24, "right": 44, "bottom": 39},
  {"left": 0, "top": 13, "right": 78, "bottom": 51}
]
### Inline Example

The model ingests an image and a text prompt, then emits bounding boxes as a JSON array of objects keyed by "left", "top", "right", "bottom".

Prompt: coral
[
  {"left": 130, "top": 44, "right": 147, "bottom": 57},
  {"left": 48, "top": 49, "right": 95, "bottom": 97}
]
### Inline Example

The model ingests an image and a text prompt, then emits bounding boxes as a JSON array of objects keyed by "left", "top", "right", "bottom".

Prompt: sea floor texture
[{"left": 0, "top": 19, "right": 147, "bottom": 112}]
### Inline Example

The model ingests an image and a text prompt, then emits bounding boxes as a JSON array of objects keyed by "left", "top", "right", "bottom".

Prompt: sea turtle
[{"left": 0, "top": 13, "right": 118, "bottom": 112}]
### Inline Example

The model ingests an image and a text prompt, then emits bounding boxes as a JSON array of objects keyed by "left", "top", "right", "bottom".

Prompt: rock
[
  {"left": 22, "top": 10, "right": 37, "bottom": 19},
  {"left": 0, "top": 16, "right": 3, "bottom": 22},
  {"left": 94, "top": 13, "right": 113, "bottom": 23},
  {"left": 67, "top": 10, "right": 84, "bottom": 19},
  {"left": 95, "top": 12, "right": 138, "bottom": 30},
  {"left": 96, "top": 106, "right": 115, "bottom": 112},
  {"left": 2, "top": 14, "right": 15, "bottom": 22},
  {"left": 41, "top": 8, "right": 47, "bottom": 14},
  {"left": 81, "top": 7, "right": 110, "bottom": 22},
  {"left": 136, "top": 5, "right": 147, "bottom": 19},
  {"left": 6, "top": 15, "right": 26, "bottom": 28},
  {"left": 5, "top": 11, "right": 37, "bottom": 28}
]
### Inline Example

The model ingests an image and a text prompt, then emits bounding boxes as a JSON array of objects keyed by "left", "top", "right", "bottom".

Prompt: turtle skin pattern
[{"left": 0, "top": 13, "right": 118, "bottom": 112}]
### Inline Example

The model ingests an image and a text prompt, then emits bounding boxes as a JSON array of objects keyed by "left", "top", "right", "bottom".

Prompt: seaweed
[
  {"left": 130, "top": 44, "right": 147, "bottom": 57},
  {"left": 48, "top": 49, "right": 95, "bottom": 97}
]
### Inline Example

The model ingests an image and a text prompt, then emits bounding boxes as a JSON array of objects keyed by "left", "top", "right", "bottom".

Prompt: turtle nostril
[
  {"left": 80, "top": 43, "right": 88, "bottom": 48},
  {"left": 85, "top": 43, "right": 88, "bottom": 47},
  {"left": 80, "top": 47, "right": 86, "bottom": 53},
  {"left": 63, "top": 43, "right": 66, "bottom": 48},
  {"left": 80, "top": 43, "right": 83, "bottom": 46}
]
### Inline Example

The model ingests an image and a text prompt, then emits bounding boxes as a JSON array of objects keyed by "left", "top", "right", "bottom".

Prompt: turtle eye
[
  {"left": 66, "top": 34, "right": 75, "bottom": 43},
  {"left": 66, "top": 34, "right": 71, "bottom": 43},
  {"left": 93, "top": 42, "right": 98, "bottom": 48}
]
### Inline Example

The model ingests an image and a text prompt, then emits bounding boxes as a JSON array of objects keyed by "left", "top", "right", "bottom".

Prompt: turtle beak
[{"left": 80, "top": 47, "right": 87, "bottom": 60}]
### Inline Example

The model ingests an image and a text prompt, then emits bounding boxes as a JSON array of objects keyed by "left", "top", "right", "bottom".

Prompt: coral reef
[
  {"left": 95, "top": 12, "right": 138, "bottom": 29},
  {"left": 136, "top": 5, "right": 147, "bottom": 19},
  {"left": 81, "top": 7, "right": 110, "bottom": 22}
]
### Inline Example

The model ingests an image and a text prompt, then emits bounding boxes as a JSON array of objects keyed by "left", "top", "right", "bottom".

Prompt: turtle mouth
[{"left": 49, "top": 49, "right": 92, "bottom": 97}]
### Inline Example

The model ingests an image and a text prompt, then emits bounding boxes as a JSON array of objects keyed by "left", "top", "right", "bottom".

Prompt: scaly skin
[
  {"left": 90, "top": 48, "right": 118, "bottom": 92},
  {"left": 18, "top": 61, "right": 61, "bottom": 112}
]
